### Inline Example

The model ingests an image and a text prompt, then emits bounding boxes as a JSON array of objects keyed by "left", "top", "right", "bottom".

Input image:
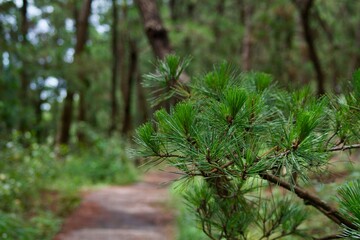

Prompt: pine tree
[{"left": 135, "top": 55, "right": 360, "bottom": 239}]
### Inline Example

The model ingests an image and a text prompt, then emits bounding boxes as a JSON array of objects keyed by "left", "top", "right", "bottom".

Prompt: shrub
[
  {"left": 0, "top": 131, "right": 138, "bottom": 239},
  {"left": 135, "top": 55, "right": 360, "bottom": 239}
]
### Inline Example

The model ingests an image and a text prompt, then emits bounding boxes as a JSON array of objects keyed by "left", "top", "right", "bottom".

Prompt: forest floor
[{"left": 54, "top": 169, "right": 178, "bottom": 240}]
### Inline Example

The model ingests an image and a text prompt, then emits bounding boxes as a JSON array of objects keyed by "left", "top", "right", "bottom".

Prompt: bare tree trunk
[
  {"left": 241, "top": 1, "right": 253, "bottom": 71},
  {"left": 135, "top": 0, "right": 189, "bottom": 112},
  {"left": 57, "top": 92, "right": 74, "bottom": 145},
  {"left": 214, "top": 0, "right": 225, "bottom": 41},
  {"left": 57, "top": 0, "right": 92, "bottom": 146},
  {"left": 76, "top": 0, "right": 92, "bottom": 142},
  {"left": 19, "top": 0, "right": 29, "bottom": 132},
  {"left": 184, "top": 1, "right": 195, "bottom": 55},
  {"left": 135, "top": 0, "right": 173, "bottom": 59},
  {"left": 136, "top": 70, "right": 148, "bottom": 124},
  {"left": 122, "top": 40, "right": 137, "bottom": 135},
  {"left": 315, "top": 11, "right": 339, "bottom": 93},
  {"left": 169, "top": 0, "right": 178, "bottom": 22},
  {"left": 74, "top": 0, "right": 92, "bottom": 54},
  {"left": 293, "top": 0, "right": 325, "bottom": 95},
  {"left": 109, "top": 0, "right": 119, "bottom": 134}
]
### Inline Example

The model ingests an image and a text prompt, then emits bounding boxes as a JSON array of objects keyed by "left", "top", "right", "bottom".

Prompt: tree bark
[
  {"left": 184, "top": 1, "right": 195, "bottom": 56},
  {"left": 57, "top": 92, "right": 74, "bottom": 145},
  {"left": 19, "top": 0, "right": 29, "bottom": 132},
  {"left": 169, "top": 0, "right": 178, "bottom": 22},
  {"left": 57, "top": 0, "right": 92, "bottom": 146},
  {"left": 293, "top": 0, "right": 325, "bottom": 95},
  {"left": 76, "top": 0, "right": 92, "bottom": 142},
  {"left": 241, "top": 0, "right": 253, "bottom": 71},
  {"left": 136, "top": 70, "right": 148, "bottom": 124},
  {"left": 135, "top": 0, "right": 189, "bottom": 111},
  {"left": 214, "top": 0, "right": 225, "bottom": 41},
  {"left": 20, "top": 0, "right": 28, "bottom": 43},
  {"left": 109, "top": 0, "right": 119, "bottom": 134},
  {"left": 314, "top": 9, "right": 340, "bottom": 93},
  {"left": 122, "top": 40, "right": 137, "bottom": 135},
  {"left": 135, "top": 0, "right": 173, "bottom": 59}
]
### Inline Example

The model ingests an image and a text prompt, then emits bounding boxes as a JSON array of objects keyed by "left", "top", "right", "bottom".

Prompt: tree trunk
[
  {"left": 109, "top": 0, "right": 119, "bottom": 134},
  {"left": 184, "top": 1, "right": 195, "bottom": 55},
  {"left": 76, "top": 0, "right": 92, "bottom": 142},
  {"left": 57, "top": 0, "right": 92, "bottom": 146},
  {"left": 19, "top": 0, "right": 29, "bottom": 132},
  {"left": 241, "top": 1, "right": 253, "bottom": 71},
  {"left": 319, "top": 18, "right": 339, "bottom": 93},
  {"left": 169, "top": 0, "right": 178, "bottom": 22},
  {"left": 122, "top": 40, "right": 137, "bottom": 135},
  {"left": 293, "top": 0, "right": 325, "bottom": 95},
  {"left": 135, "top": 0, "right": 173, "bottom": 59},
  {"left": 57, "top": 91, "right": 74, "bottom": 145},
  {"left": 135, "top": 0, "right": 189, "bottom": 111},
  {"left": 214, "top": 0, "right": 225, "bottom": 41},
  {"left": 136, "top": 70, "right": 148, "bottom": 124}
]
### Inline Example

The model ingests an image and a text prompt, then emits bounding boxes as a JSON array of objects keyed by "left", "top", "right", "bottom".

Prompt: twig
[
  {"left": 209, "top": 161, "right": 235, "bottom": 174},
  {"left": 328, "top": 143, "right": 360, "bottom": 152},
  {"left": 313, "top": 234, "right": 342, "bottom": 240}
]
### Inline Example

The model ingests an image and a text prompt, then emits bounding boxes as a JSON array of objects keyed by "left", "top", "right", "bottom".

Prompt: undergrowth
[{"left": 0, "top": 131, "right": 138, "bottom": 240}]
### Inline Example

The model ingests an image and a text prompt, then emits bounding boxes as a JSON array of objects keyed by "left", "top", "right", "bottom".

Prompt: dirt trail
[{"left": 54, "top": 170, "right": 178, "bottom": 240}]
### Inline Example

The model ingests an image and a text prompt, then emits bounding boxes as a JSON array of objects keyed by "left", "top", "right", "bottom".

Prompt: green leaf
[{"left": 337, "top": 180, "right": 360, "bottom": 238}]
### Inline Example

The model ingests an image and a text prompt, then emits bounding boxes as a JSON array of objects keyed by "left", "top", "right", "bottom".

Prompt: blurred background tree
[{"left": 1, "top": 0, "right": 360, "bottom": 143}]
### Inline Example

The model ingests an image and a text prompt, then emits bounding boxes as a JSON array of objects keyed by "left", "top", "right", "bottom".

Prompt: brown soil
[{"left": 54, "top": 170, "right": 178, "bottom": 240}]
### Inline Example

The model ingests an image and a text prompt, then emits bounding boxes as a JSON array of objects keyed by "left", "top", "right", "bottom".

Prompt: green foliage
[
  {"left": 0, "top": 132, "right": 138, "bottom": 239},
  {"left": 337, "top": 180, "right": 360, "bottom": 238},
  {"left": 0, "top": 213, "right": 37, "bottom": 240},
  {"left": 143, "top": 54, "right": 191, "bottom": 107},
  {"left": 0, "top": 132, "right": 57, "bottom": 212},
  {"left": 331, "top": 71, "right": 360, "bottom": 145},
  {"left": 136, "top": 56, "right": 360, "bottom": 239},
  {"left": 352, "top": 69, "right": 360, "bottom": 98},
  {"left": 57, "top": 136, "right": 138, "bottom": 186}
]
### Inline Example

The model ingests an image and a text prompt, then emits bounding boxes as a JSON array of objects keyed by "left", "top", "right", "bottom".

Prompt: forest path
[{"left": 54, "top": 169, "right": 178, "bottom": 240}]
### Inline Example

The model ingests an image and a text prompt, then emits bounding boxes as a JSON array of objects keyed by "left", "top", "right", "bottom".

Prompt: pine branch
[
  {"left": 313, "top": 234, "right": 342, "bottom": 240},
  {"left": 259, "top": 172, "right": 357, "bottom": 231},
  {"left": 328, "top": 143, "right": 360, "bottom": 152}
]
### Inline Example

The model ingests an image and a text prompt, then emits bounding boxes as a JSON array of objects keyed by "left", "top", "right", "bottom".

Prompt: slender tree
[
  {"left": 57, "top": 0, "right": 92, "bottom": 145},
  {"left": 241, "top": 0, "right": 253, "bottom": 71},
  {"left": 121, "top": 40, "right": 137, "bottom": 135},
  {"left": 169, "top": 0, "right": 178, "bottom": 22},
  {"left": 136, "top": 70, "right": 148, "bottom": 125},
  {"left": 19, "top": 0, "right": 29, "bottom": 132},
  {"left": 135, "top": 0, "right": 173, "bottom": 59},
  {"left": 109, "top": 0, "right": 119, "bottom": 134},
  {"left": 293, "top": 0, "right": 325, "bottom": 95},
  {"left": 214, "top": 0, "right": 226, "bottom": 41}
]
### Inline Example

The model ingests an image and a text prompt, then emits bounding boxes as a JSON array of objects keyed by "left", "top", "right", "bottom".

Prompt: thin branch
[
  {"left": 209, "top": 160, "right": 235, "bottom": 174},
  {"left": 328, "top": 143, "right": 360, "bottom": 152},
  {"left": 259, "top": 172, "right": 357, "bottom": 230},
  {"left": 313, "top": 234, "right": 342, "bottom": 240}
]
